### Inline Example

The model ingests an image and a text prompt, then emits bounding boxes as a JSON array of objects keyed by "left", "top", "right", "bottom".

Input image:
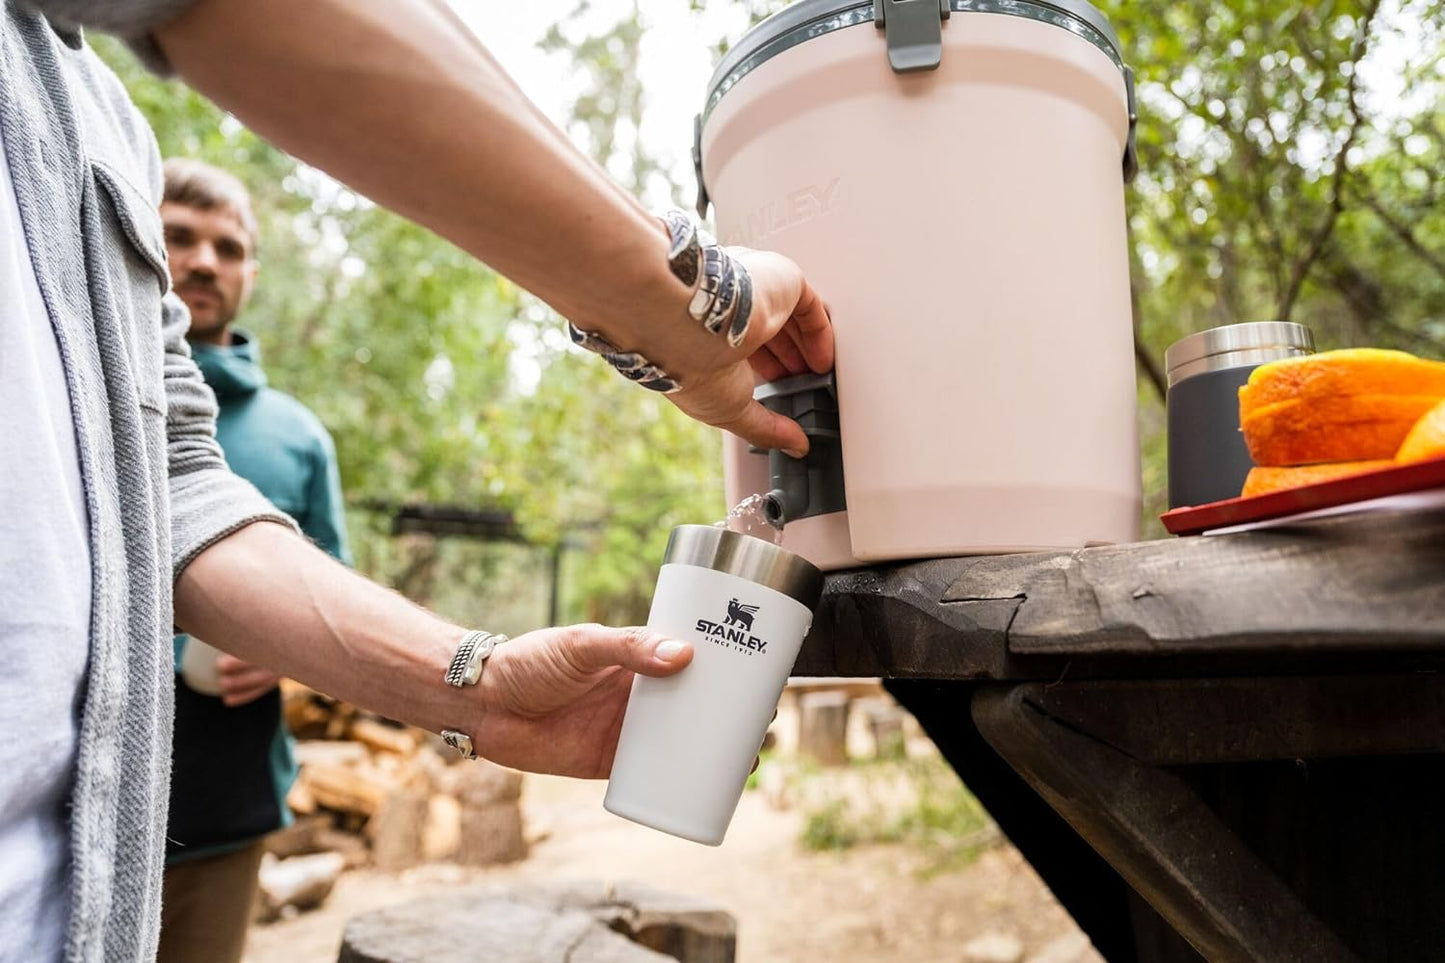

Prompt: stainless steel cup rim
[
  {"left": 663, "top": 525, "right": 824, "bottom": 610},
  {"left": 1165, "top": 321, "right": 1316, "bottom": 386}
]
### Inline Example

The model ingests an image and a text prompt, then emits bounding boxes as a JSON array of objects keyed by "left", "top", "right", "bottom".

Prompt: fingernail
[
  {"left": 654, "top": 640, "right": 687, "bottom": 662},
  {"left": 783, "top": 448, "right": 805, "bottom": 459}
]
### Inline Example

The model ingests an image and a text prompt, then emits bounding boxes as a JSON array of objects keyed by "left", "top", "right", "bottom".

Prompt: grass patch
[{"left": 796, "top": 754, "right": 997, "bottom": 875}]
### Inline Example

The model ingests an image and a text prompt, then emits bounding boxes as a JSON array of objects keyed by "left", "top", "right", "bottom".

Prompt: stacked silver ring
[
  {"left": 444, "top": 629, "right": 505, "bottom": 687},
  {"left": 663, "top": 209, "right": 755, "bottom": 349},
  {"left": 566, "top": 209, "right": 756, "bottom": 394},
  {"left": 662, "top": 208, "right": 702, "bottom": 287}
]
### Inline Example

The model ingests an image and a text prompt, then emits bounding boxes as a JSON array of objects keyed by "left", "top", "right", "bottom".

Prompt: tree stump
[
  {"left": 338, "top": 898, "right": 667, "bottom": 963},
  {"left": 447, "top": 759, "right": 528, "bottom": 866},
  {"left": 367, "top": 786, "right": 430, "bottom": 872},
  {"left": 337, "top": 881, "right": 735, "bottom": 963},
  {"left": 443, "top": 758, "right": 524, "bottom": 807},
  {"left": 456, "top": 801, "right": 528, "bottom": 866},
  {"left": 797, "top": 691, "right": 850, "bottom": 767},
  {"left": 862, "top": 702, "right": 907, "bottom": 760},
  {"left": 531, "top": 880, "right": 736, "bottom": 963},
  {"left": 422, "top": 794, "right": 462, "bottom": 862}
]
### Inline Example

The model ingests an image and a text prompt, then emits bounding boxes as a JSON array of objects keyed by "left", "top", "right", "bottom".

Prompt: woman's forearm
[
  {"left": 173, "top": 520, "right": 479, "bottom": 737},
  {"left": 154, "top": 0, "right": 835, "bottom": 454},
  {"left": 173, "top": 520, "right": 697, "bottom": 778},
  {"left": 154, "top": 0, "right": 713, "bottom": 376}
]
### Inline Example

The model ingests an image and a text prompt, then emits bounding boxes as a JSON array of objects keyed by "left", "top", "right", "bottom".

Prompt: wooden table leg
[{"left": 972, "top": 685, "right": 1359, "bottom": 963}]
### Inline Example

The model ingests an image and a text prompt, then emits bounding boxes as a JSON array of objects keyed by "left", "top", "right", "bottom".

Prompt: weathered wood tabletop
[
  {"left": 797, "top": 503, "right": 1445, "bottom": 679},
  {"left": 794, "top": 505, "right": 1445, "bottom": 963}
]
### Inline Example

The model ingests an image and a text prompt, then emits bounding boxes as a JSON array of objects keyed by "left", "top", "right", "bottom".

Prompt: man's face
[{"left": 160, "top": 202, "right": 258, "bottom": 343}]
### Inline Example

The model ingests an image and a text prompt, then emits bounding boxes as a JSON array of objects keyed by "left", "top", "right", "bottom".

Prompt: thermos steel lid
[
  {"left": 1164, "top": 322, "right": 1316, "bottom": 387},
  {"left": 664, "top": 525, "right": 825, "bottom": 610},
  {"left": 703, "top": 0, "right": 1128, "bottom": 120}
]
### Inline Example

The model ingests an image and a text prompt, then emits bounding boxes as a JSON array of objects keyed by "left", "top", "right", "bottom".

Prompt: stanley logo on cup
[{"left": 695, "top": 598, "right": 768, "bottom": 655}]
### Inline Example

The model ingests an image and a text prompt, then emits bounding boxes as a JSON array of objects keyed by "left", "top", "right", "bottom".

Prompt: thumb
[
  {"left": 725, "top": 401, "right": 809, "bottom": 458},
  {"left": 562, "top": 625, "right": 694, "bottom": 678}
]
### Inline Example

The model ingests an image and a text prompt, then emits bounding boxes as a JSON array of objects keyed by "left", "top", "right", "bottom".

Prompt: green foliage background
[{"left": 94, "top": 0, "right": 1444, "bottom": 622}]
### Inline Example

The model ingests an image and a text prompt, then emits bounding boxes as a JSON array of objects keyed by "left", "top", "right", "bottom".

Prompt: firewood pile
[{"left": 258, "top": 680, "right": 529, "bottom": 921}]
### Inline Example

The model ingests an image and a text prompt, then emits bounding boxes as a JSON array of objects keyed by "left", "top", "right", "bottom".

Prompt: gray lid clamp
[
  {"left": 693, "top": 113, "right": 710, "bottom": 217},
  {"left": 1123, "top": 65, "right": 1139, "bottom": 182},
  {"left": 874, "top": 0, "right": 950, "bottom": 73}
]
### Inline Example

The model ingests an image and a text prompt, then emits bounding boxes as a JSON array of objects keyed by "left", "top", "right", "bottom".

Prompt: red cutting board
[{"left": 1161, "top": 454, "right": 1445, "bottom": 536}]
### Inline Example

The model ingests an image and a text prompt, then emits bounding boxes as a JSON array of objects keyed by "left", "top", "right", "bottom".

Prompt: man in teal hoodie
[{"left": 158, "top": 158, "right": 351, "bottom": 963}]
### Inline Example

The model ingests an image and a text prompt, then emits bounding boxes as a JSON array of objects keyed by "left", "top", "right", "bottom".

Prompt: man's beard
[{"left": 176, "top": 275, "right": 234, "bottom": 332}]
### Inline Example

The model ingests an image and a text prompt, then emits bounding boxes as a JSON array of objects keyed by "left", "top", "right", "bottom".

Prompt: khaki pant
[{"left": 157, "top": 841, "right": 266, "bottom": 963}]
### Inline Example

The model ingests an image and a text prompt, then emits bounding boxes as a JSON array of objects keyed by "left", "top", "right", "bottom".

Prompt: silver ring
[
  {"left": 441, "top": 729, "right": 477, "bottom": 760},
  {"left": 445, "top": 630, "right": 505, "bottom": 687},
  {"left": 688, "top": 243, "right": 726, "bottom": 322},
  {"left": 703, "top": 255, "right": 739, "bottom": 335},
  {"left": 726, "top": 260, "right": 754, "bottom": 348},
  {"left": 663, "top": 209, "right": 702, "bottom": 289}
]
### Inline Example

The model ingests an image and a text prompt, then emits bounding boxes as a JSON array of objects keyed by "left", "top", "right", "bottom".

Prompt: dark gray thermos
[{"left": 1165, "top": 322, "right": 1315, "bottom": 508}]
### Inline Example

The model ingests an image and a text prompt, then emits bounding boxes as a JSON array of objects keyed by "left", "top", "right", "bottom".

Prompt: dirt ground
[{"left": 243, "top": 771, "right": 1101, "bottom": 963}]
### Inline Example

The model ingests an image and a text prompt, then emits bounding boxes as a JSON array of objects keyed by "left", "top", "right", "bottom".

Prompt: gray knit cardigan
[{"left": 4, "top": 4, "right": 293, "bottom": 959}]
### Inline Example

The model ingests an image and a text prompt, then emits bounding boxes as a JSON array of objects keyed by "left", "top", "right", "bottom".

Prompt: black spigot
[{"left": 751, "top": 372, "right": 846, "bottom": 527}]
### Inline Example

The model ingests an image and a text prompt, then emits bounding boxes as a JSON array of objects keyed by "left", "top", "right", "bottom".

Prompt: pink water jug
[{"left": 699, "top": 0, "right": 1141, "bottom": 569}]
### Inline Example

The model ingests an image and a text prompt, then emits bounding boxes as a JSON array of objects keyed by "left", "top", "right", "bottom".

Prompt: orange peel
[
  {"left": 1241, "top": 460, "right": 1394, "bottom": 498},
  {"left": 1396, "top": 398, "right": 1445, "bottom": 465}
]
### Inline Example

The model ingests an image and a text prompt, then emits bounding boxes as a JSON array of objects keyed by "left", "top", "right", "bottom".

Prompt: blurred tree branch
[{"left": 1277, "top": 0, "right": 1383, "bottom": 320}]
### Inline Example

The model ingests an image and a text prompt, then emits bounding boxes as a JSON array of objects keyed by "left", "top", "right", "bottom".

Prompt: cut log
[
  {"left": 456, "top": 801, "right": 528, "bottom": 866},
  {"left": 339, "top": 898, "right": 670, "bottom": 963},
  {"left": 367, "top": 786, "right": 430, "bottom": 872},
  {"left": 304, "top": 763, "right": 393, "bottom": 817},
  {"left": 313, "top": 828, "right": 372, "bottom": 870},
  {"left": 348, "top": 718, "right": 420, "bottom": 757},
  {"left": 258, "top": 851, "right": 345, "bottom": 922},
  {"left": 338, "top": 881, "right": 735, "bottom": 963},
  {"left": 264, "top": 814, "right": 331, "bottom": 860},
  {"left": 325, "top": 704, "right": 360, "bottom": 741},
  {"left": 294, "top": 740, "right": 370, "bottom": 768},
  {"left": 444, "top": 759, "right": 524, "bottom": 807},
  {"left": 797, "top": 691, "right": 850, "bottom": 767},
  {"left": 281, "top": 680, "right": 333, "bottom": 738},
  {"left": 287, "top": 777, "right": 318, "bottom": 816},
  {"left": 410, "top": 743, "right": 453, "bottom": 794},
  {"left": 423, "top": 794, "right": 462, "bottom": 862},
  {"left": 855, "top": 699, "right": 907, "bottom": 760}
]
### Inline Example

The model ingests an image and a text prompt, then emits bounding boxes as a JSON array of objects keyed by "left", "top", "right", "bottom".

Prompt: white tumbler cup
[{"left": 605, "top": 525, "right": 824, "bottom": 845}]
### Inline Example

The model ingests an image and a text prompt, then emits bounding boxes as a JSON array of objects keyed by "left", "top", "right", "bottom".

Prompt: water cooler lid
[
  {"left": 1164, "top": 322, "right": 1316, "bottom": 386},
  {"left": 694, "top": 0, "right": 1137, "bottom": 215},
  {"left": 703, "top": 0, "right": 1128, "bottom": 121}
]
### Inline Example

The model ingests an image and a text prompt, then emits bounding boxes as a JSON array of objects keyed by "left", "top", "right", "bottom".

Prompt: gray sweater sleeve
[
  {"left": 159, "top": 291, "right": 300, "bottom": 576},
  {"left": 24, "top": 0, "right": 197, "bottom": 72}
]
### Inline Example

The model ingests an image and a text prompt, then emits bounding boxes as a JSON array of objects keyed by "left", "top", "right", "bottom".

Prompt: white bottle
[{"left": 179, "top": 637, "right": 224, "bottom": 696}]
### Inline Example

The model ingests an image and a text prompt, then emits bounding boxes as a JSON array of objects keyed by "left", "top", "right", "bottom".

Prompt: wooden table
[{"left": 795, "top": 505, "right": 1445, "bottom": 963}]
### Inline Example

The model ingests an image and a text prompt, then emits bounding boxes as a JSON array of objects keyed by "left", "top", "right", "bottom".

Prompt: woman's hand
[
  {"left": 469, "top": 624, "right": 694, "bottom": 778},
  {"left": 666, "top": 247, "right": 834, "bottom": 456}
]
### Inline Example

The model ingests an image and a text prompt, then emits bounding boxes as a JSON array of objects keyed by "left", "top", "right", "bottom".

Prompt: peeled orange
[{"left": 1239, "top": 349, "right": 1445, "bottom": 466}]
